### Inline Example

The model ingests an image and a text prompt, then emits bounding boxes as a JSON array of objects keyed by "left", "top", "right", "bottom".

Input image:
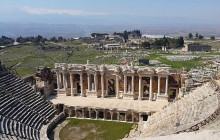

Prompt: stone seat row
[
  {"left": 140, "top": 82, "right": 219, "bottom": 137},
  {"left": 149, "top": 89, "right": 216, "bottom": 127},
  {"left": 0, "top": 75, "right": 56, "bottom": 120},
  {"left": 0, "top": 74, "right": 57, "bottom": 140},
  {"left": 0, "top": 115, "right": 40, "bottom": 140},
  {"left": 0, "top": 92, "right": 45, "bottom": 130},
  {"left": 149, "top": 84, "right": 214, "bottom": 122}
]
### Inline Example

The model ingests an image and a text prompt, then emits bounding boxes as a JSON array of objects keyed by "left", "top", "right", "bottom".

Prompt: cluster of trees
[
  {"left": 141, "top": 36, "right": 184, "bottom": 49},
  {"left": 50, "top": 36, "right": 67, "bottom": 42},
  {"left": 188, "top": 33, "right": 204, "bottom": 39},
  {"left": 188, "top": 33, "right": 216, "bottom": 40},
  {"left": 0, "top": 36, "right": 14, "bottom": 46},
  {"left": 16, "top": 35, "right": 67, "bottom": 44},
  {"left": 127, "top": 30, "right": 142, "bottom": 38},
  {"left": 210, "top": 36, "right": 215, "bottom": 40},
  {"left": 16, "top": 35, "right": 47, "bottom": 44}
]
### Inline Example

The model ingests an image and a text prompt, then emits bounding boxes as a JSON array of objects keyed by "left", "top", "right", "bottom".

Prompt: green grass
[
  {"left": 0, "top": 41, "right": 212, "bottom": 76},
  {"left": 60, "top": 118, "right": 135, "bottom": 140},
  {"left": 158, "top": 57, "right": 203, "bottom": 70},
  {"left": 145, "top": 54, "right": 204, "bottom": 70}
]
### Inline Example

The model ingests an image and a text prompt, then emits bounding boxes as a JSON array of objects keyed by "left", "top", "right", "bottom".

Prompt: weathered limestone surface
[
  {"left": 134, "top": 80, "right": 220, "bottom": 138},
  {"left": 48, "top": 95, "right": 168, "bottom": 113}
]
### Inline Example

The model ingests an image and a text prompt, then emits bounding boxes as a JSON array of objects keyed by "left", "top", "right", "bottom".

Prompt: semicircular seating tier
[
  {"left": 138, "top": 80, "right": 220, "bottom": 138},
  {"left": 0, "top": 74, "right": 56, "bottom": 140}
]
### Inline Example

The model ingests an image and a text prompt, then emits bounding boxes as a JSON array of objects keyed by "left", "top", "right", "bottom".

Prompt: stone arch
[
  {"left": 90, "top": 109, "right": 96, "bottom": 119},
  {"left": 112, "top": 112, "right": 118, "bottom": 120},
  {"left": 105, "top": 110, "right": 111, "bottom": 120},
  {"left": 127, "top": 111, "right": 133, "bottom": 122},
  {"left": 84, "top": 108, "right": 90, "bottom": 118}
]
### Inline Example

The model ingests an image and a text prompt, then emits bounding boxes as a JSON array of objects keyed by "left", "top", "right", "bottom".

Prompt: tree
[
  {"left": 141, "top": 42, "right": 151, "bottom": 49},
  {"left": 163, "top": 36, "right": 169, "bottom": 46},
  {"left": 198, "top": 35, "right": 203, "bottom": 39},
  {"left": 195, "top": 33, "right": 198, "bottom": 39},
  {"left": 210, "top": 36, "right": 215, "bottom": 40},
  {"left": 123, "top": 30, "right": 128, "bottom": 43},
  {"left": 58, "top": 36, "right": 64, "bottom": 42},
  {"left": 177, "top": 37, "right": 184, "bottom": 47},
  {"left": 50, "top": 36, "right": 58, "bottom": 42},
  {"left": 188, "top": 33, "right": 193, "bottom": 39}
]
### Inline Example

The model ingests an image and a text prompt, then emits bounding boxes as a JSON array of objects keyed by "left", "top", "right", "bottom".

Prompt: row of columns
[
  {"left": 138, "top": 75, "right": 169, "bottom": 101},
  {"left": 124, "top": 75, "right": 135, "bottom": 94},
  {"left": 57, "top": 72, "right": 169, "bottom": 99},
  {"left": 57, "top": 71, "right": 84, "bottom": 96},
  {"left": 87, "top": 73, "right": 98, "bottom": 92},
  {"left": 67, "top": 107, "right": 143, "bottom": 122}
]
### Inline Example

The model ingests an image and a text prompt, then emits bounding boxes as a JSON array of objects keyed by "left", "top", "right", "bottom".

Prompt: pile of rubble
[
  {"left": 164, "top": 55, "right": 199, "bottom": 61},
  {"left": 96, "top": 53, "right": 149, "bottom": 64}
]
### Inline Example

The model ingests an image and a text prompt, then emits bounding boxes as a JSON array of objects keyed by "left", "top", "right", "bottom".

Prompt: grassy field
[
  {"left": 1, "top": 39, "right": 219, "bottom": 77},
  {"left": 145, "top": 54, "right": 204, "bottom": 70},
  {"left": 0, "top": 42, "right": 118, "bottom": 76},
  {"left": 59, "top": 118, "right": 135, "bottom": 140}
]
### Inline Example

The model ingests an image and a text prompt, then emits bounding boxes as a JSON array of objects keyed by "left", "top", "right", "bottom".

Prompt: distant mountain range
[{"left": 1, "top": 22, "right": 220, "bottom": 39}]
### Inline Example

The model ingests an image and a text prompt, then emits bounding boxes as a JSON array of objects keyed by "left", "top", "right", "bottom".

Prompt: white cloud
[{"left": 21, "top": 6, "right": 107, "bottom": 16}]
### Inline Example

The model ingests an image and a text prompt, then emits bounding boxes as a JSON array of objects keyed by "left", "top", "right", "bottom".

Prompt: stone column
[
  {"left": 116, "top": 75, "right": 119, "bottom": 99},
  {"left": 63, "top": 72, "right": 66, "bottom": 89},
  {"left": 87, "top": 73, "right": 91, "bottom": 91},
  {"left": 138, "top": 76, "right": 142, "bottom": 100},
  {"left": 89, "top": 108, "right": 91, "bottom": 118},
  {"left": 165, "top": 76, "right": 169, "bottom": 96},
  {"left": 75, "top": 109, "right": 78, "bottom": 118},
  {"left": 56, "top": 72, "right": 60, "bottom": 89},
  {"left": 132, "top": 75, "right": 134, "bottom": 94},
  {"left": 106, "top": 79, "right": 108, "bottom": 96},
  {"left": 101, "top": 73, "right": 105, "bottom": 98},
  {"left": 70, "top": 73, "right": 73, "bottom": 96},
  {"left": 80, "top": 73, "right": 83, "bottom": 96},
  {"left": 103, "top": 110, "right": 106, "bottom": 120},
  {"left": 110, "top": 111, "right": 113, "bottom": 120},
  {"left": 149, "top": 76, "right": 153, "bottom": 101},
  {"left": 96, "top": 110, "right": 98, "bottom": 120},
  {"left": 125, "top": 113, "right": 127, "bottom": 122},
  {"left": 94, "top": 74, "right": 98, "bottom": 92},
  {"left": 132, "top": 112, "right": 134, "bottom": 123},
  {"left": 124, "top": 75, "right": 127, "bottom": 93},
  {"left": 82, "top": 109, "right": 85, "bottom": 118},
  {"left": 117, "top": 112, "right": 120, "bottom": 121},
  {"left": 158, "top": 76, "right": 161, "bottom": 95},
  {"left": 139, "top": 113, "right": 142, "bottom": 122}
]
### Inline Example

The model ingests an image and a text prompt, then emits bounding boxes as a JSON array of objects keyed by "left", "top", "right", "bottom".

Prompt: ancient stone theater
[{"left": 51, "top": 62, "right": 183, "bottom": 123}]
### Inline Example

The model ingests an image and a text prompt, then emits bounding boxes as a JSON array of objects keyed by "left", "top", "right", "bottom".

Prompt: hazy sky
[{"left": 1, "top": 0, "right": 220, "bottom": 26}]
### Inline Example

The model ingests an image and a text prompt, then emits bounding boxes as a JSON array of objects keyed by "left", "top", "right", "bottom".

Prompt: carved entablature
[
  {"left": 137, "top": 67, "right": 155, "bottom": 76},
  {"left": 54, "top": 63, "right": 68, "bottom": 72},
  {"left": 55, "top": 63, "right": 177, "bottom": 77},
  {"left": 67, "top": 64, "right": 85, "bottom": 73},
  {"left": 85, "top": 65, "right": 98, "bottom": 75},
  {"left": 122, "top": 66, "right": 136, "bottom": 75},
  {"left": 156, "top": 67, "right": 170, "bottom": 77}
]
